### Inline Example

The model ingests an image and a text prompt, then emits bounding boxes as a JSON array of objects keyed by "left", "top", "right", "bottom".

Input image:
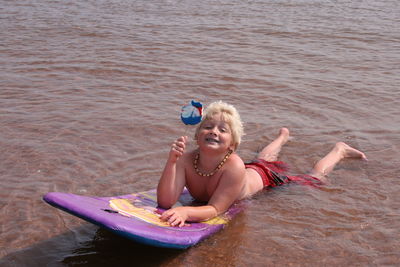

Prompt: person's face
[{"left": 196, "top": 113, "right": 234, "bottom": 153}]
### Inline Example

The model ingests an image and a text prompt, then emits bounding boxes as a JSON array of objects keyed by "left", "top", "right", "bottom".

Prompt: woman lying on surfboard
[{"left": 157, "top": 101, "right": 367, "bottom": 227}]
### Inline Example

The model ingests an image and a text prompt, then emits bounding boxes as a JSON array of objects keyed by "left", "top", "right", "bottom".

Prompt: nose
[{"left": 209, "top": 127, "right": 218, "bottom": 135}]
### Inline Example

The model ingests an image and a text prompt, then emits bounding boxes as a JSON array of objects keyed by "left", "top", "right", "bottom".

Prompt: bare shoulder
[
  {"left": 227, "top": 153, "right": 245, "bottom": 167},
  {"left": 223, "top": 153, "right": 246, "bottom": 178}
]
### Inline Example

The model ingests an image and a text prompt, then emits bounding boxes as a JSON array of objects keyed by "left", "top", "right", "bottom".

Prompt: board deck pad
[{"left": 43, "top": 189, "right": 245, "bottom": 249}]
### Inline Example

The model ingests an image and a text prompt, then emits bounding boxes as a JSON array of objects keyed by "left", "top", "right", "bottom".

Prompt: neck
[{"left": 198, "top": 149, "right": 227, "bottom": 166}]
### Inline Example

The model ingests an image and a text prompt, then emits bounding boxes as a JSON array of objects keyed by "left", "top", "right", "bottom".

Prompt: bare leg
[
  {"left": 241, "top": 128, "right": 291, "bottom": 199},
  {"left": 257, "top": 128, "right": 290, "bottom": 161},
  {"left": 310, "top": 142, "right": 367, "bottom": 182}
]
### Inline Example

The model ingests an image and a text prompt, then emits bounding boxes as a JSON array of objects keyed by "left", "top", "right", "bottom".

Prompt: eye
[{"left": 220, "top": 126, "right": 231, "bottom": 133}]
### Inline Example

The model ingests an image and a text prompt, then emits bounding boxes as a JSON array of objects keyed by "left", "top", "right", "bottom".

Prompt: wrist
[{"left": 167, "top": 154, "right": 178, "bottom": 164}]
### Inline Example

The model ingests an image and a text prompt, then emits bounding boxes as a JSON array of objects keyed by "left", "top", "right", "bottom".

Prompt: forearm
[
  {"left": 157, "top": 158, "right": 181, "bottom": 208},
  {"left": 157, "top": 136, "right": 187, "bottom": 208},
  {"left": 185, "top": 205, "right": 219, "bottom": 222},
  {"left": 160, "top": 205, "right": 219, "bottom": 227}
]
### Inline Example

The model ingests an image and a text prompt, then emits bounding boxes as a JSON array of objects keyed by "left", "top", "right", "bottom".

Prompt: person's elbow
[
  {"left": 157, "top": 195, "right": 175, "bottom": 209},
  {"left": 209, "top": 203, "right": 223, "bottom": 217},
  {"left": 157, "top": 201, "right": 173, "bottom": 209}
]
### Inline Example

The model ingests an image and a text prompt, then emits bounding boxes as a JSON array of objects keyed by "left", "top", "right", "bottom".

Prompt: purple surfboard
[{"left": 43, "top": 189, "right": 244, "bottom": 249}]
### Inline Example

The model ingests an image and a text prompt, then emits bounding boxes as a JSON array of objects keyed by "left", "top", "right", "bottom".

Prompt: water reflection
[{"left": 62, "top": 228, "right": 182, "bottom": 267}]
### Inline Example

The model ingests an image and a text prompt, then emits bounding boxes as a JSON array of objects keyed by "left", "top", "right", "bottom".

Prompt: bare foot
[
  {"left": 279, "top": 127, "right": 290, "bottom": 143},
  {"left": 257, "top": 127, "right": 291, "bottom": 161},
  {"left": 309, "top": 142, "right": 367, "bottom": 180},
  {"left": 336, "top": 142, "right": 368, "bottom": 161}
]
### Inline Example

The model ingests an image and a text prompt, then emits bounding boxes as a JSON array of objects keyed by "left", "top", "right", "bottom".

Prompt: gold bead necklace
[{"left": 193, "top": 150, "right": 232, "bottom": 177}]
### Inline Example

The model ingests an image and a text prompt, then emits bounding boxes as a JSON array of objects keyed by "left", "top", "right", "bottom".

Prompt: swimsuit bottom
[{"left": 244, "top": 159, "right": 322, "bottom": 188}]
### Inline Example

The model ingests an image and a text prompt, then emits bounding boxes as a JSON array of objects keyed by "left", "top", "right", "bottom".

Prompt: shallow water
[{"left": 1, "top": 0, "right": 399, "bottom": 266}]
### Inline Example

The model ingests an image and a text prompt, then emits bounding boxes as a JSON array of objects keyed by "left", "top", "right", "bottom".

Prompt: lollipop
[{"left": 181, "top": 100, "right": 203, "bottom": 125}]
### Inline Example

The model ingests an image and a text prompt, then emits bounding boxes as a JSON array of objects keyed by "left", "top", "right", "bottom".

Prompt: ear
[{"left": 229, "top": 143, "right": 235, "bottom": 152}]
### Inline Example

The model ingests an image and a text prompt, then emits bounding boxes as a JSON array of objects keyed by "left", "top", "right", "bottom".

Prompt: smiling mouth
[{"left": 205, "top": 137, "right": 220, "bottom": 144}]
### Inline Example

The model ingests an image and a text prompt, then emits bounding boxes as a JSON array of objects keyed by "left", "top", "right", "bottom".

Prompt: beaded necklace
[{"left": 193, "top": 150, "right": 232, "bottom": 177}]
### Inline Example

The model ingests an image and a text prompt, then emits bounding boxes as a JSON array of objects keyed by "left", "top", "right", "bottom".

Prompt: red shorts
[{"left": 245, "top": 159, "right": 322, "bottom": 188}]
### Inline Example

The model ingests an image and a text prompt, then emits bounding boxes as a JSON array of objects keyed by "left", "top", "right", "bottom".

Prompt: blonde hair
[{"left": 195, "top": 101, "right": 244, "bottom": 151}]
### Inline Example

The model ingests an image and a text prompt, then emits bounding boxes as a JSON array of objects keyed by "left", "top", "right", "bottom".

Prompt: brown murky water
[{"left": 1, "top": 0, "right": 399, "bottom": 266}]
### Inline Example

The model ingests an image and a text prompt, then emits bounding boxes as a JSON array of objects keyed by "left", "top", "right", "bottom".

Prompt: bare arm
[
  {"left": 157, "top": 136, "right": 188, "bottom": 209},
  {"left": 160, "top": 205, "right": 218, "bottom": 227},
  {"left": 207, "top": 156, "right": 246, "bottom": 214}
]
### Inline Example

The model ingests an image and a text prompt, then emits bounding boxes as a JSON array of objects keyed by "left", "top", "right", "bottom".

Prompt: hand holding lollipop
[{"left": 169, "top": 100, "right": 203, "bottom": 162}]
